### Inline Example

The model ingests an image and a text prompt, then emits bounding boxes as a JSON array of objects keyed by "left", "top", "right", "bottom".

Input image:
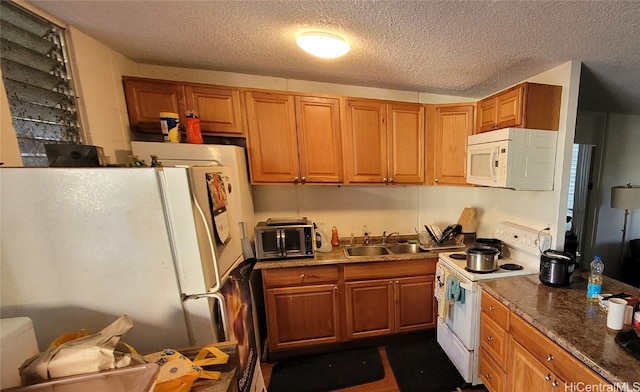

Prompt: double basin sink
[{"left": 343, "top": 243, "right": 425, "bottom": 258}]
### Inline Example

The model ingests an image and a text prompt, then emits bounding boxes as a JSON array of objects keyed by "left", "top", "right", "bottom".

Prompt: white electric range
[{"left": 435, "top": 221, "right": 551, "bottom": 386}]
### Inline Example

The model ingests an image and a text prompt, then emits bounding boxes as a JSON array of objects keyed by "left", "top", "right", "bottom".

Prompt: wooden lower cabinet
[
  {"left": 509, "top": 339, "right": 565, "bottom": 391},
  {"left": 344, "top": 260, "right": 436, "bottom": 340},
  {"left": 480, "top": 291, "right": 611, "bottom": 391},
  {"left": 265, "top": 284, "right": 340, "bottom": 351},
  {"left": 262, "top": 266, "right": 340, "bottom": 351},
  {"left": 262, "top": 259, "right": 436, "bottom": 353}
]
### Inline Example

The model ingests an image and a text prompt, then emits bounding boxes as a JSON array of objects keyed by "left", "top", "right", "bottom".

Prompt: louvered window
[{"left": 0, "top": 1, "right": 81, "bottom": 167}]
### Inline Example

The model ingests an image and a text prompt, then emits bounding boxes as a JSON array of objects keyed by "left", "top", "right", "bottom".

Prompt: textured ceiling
[{"left": 26, "top": 0, "right": 640, "bottom": 115}]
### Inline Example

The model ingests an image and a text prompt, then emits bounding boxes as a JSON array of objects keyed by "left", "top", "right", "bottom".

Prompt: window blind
[{"left": 0, "top": 0, "right": 81, "bottom": 167}]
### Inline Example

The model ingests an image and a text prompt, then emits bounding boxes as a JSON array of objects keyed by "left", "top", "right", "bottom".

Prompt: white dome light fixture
[{"left": 296, "top": 31, "right": 350, "bottom": 59}]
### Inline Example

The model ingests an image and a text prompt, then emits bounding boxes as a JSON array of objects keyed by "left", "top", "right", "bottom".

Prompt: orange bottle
[
  {"left": 185, "top": 110, "right": 203, "bottom": 144},
  {"left": 331, "top": 227, "right": 340, "bottom": 247}
]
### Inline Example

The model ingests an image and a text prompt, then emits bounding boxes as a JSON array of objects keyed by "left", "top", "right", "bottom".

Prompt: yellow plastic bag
[{"left": 144, "top": 346, "right": 229, "bottom": 392}]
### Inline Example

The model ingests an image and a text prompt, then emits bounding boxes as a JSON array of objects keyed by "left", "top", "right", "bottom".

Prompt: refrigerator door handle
[{"left": 183, "top": 291, "right": 229, "bottom": 342}]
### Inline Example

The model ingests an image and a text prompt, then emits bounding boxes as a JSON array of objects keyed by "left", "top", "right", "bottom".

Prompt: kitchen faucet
[{"left": 382, "top": 231, "right": 399, "bottom": 245}]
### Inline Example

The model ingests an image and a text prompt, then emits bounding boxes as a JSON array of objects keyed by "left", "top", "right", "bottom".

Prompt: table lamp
[{"left": 611, "top": 183, "right": 640, "bottom": 264}]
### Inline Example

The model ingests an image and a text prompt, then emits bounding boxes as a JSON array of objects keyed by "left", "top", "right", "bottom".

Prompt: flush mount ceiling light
[{"left": 296, "top": 32, "right": 350, "bottom": 59}]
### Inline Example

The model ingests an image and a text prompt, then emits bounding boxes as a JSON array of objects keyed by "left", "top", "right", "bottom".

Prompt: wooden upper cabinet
[
  {"left": 244, "top": 91, "right": 343, "bottom": 184},
  {"left": 295, "top": 96, "right": 343, "bottom": 183},
  {"left": 387, "top": 103, "right": 425, "bottom": 184},
  {"left": 123, "top": 77, "right": 185, "bottom": 131},
  {"left": 477, "top": 82, "right": 562, "bottom": 133},
  {"left": 123, "top": 76, "right": 244, "bottom": 136},
  {"left": 183, "top": 85, "right": 244, "bottom": 135},
  {"left": 343, "top": 99, "right": 387, "bottom": 183},
  {"left": 245, "top": 91, "right": 299, "bottom": 183},
  {"left": 426, "top": 103, "right": 475, "bottom": 185},
  {"left": 344, "top": 99, "right": 425, "bottom": 184}
]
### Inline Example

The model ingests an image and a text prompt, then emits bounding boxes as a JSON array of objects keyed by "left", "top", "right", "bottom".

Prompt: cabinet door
[
  {"left": 428, "top": 104, "right": 474, "bottom": 185},
  {"left": 123, "top": 77, "right": 185, "bottom": 131},
  {"left": 265, "top": 284, "right": 340, "bottom": 351},
  {"left": 245, "top": 91, "right": 299, "bottom": 183},
  {"left": 343, "top": 99, "right": 387, "bottom": 183},
  {"left": 184, "top": 85, "right": 244, "bottom": 135},
  {"left": 495, "top": 85, "right": 524, "bottom": 129},
  {"left": 509, "top": 340, "right": 560, "bottom": 392},
  {"left": 345, "top": 279, "right": 394, "bottom": 339},
  {"left": 395, "top": 275, "right": 435, "bottom": 332},
  {"left": 295, "top": 96, "right": 343, "bottom": 183},
  {"left": 477, "top": 97, "right": 497, "bottom": 133},
  {"left": 387, "top": 103, "right": 425, "bottom": 184}
]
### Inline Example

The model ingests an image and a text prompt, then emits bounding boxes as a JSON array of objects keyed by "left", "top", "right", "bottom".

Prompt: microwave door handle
[
  {"left": 490, "top": 146, "right": 498, "bottom": 182},
  {"left": 278, "top": 229, "right": 285, "bottom": 256}
]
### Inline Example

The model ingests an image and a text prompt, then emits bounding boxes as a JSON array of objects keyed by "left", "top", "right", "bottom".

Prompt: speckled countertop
[{"left": 480, "top": 273, "right": 640, "bottom": 389}]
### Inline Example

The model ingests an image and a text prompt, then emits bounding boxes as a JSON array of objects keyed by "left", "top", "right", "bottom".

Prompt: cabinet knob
[
  {"left": 293, "top": 177, "right": 300, "bottom": 184},
  {"left": 545, "top": 374, "right": 552, "bottom": 381},
  {"left": 485, "top": 373, "right": 491, "bottom": 379},
  {"left": 486, "top": 336, "right": 493, "bottom": 342},
  {"left": 489, "top": 305, "right": 495, "bottom": 311},
  {"left": 383, "top": 178, "right": 388, "bottom": 183},
  {"left": 301, "top": 176, "right": 307, "bottom": 183},
  {"left": 546, "top": 354, "right": 554, "bottom": 362},
  {"left": 389, "top": 281, "right": 394, "bottom": 285},
  {"left": 300, "top": 274, "right": 305, "bottom": 280},
  {"left": 552, "top": 381, "right": 558, "bottom": 388},
  {"left": 395, "top": 280, "right": 399, "bottom": 284},
  {"left": 334, "top": 286, "right": 338, "bottom": 290},
  {"left": 435, "top": 178, "right": 439, "bottom": 183},
  {"left": 389, "top": 177, "right": 394, "bottom": 184}
]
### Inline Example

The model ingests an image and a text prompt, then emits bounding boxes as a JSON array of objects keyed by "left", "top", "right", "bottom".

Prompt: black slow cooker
[{"left": 539, "top": 249, "right": 575, "bottom": 287}]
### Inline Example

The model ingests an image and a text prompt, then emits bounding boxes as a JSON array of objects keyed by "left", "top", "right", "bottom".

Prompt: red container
[{"left": 185, "top": 112, "right": 203, "bottom": 144}]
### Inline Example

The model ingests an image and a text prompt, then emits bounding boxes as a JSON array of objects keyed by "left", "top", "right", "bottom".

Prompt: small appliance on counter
[
  {"left": 539, "top": 249, "right": 575, "bottom": 287},
  {"left": 254, "top": 217, "right": 315, "bottom": 260}
]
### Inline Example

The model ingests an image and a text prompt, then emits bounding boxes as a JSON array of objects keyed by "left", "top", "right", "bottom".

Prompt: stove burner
[
  {"left": 464, "top": 267, "right": 497, "bottom": 274},
  {"left": 500, "top": 263, "right": 524, "bottom": 271},
  {"left": 449, "top": 253, "right": 467, "bottom": 260}
]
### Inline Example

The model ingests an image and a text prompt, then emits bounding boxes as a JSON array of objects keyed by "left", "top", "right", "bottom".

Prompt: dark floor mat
[
  {"left": 385, "top": 337, "right": 466, "bottom": 392},
  {"left": 267, "top": 346, "right": 384, "bottom": 392}
]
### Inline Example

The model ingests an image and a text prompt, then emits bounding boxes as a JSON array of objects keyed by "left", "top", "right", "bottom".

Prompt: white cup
[{"left": 607, "top": 298, "right": 628, "bottom": 331}]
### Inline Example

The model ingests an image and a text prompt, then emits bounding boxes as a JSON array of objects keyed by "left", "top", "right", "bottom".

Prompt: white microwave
[{"left": 466, "top": 128, "right": 558, "bottom": 190}]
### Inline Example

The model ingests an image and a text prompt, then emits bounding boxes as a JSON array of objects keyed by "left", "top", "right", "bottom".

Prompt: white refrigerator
[{"left": 0, "top": 143, "right": 255, "bottom": 354}]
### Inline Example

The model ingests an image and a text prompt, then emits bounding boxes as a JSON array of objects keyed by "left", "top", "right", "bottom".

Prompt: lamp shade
[
  {"left": 611, "top": 184, "right": 640, "bottom": 209},
  {"left": 296, "top": 32, "right": 350, "bottom": 58}
]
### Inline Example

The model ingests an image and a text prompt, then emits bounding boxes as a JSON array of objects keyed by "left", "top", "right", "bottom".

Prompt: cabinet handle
[
  {"left": 547, "top": 354, "right": 554, "bottom": 362},
  {"left": 545, "top": 374, "right": 552, "bottom": 381},
  {"left": 486, "top": 336, "right": 493, "bottom": 342},
  {"left": 293, "top": 176, "right": 300, "bottom": 184},
  {"left": 301, "top": 176, "right": 307, "bottom": 183}
]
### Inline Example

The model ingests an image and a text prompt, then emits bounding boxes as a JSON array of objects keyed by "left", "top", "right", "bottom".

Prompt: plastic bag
[{"left": 19, "top": 314, "right": 145, "bottom": 386}]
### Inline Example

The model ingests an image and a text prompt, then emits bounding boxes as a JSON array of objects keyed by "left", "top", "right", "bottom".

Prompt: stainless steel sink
[
  {"left": 343, "top": 243, "right": 426, "bottom": 257},
  {"left": 386, "top": 243, "right": 424, "bottom": 254},
  {"left": 343, "top": 246, "right": 390, "bottom": 257}
]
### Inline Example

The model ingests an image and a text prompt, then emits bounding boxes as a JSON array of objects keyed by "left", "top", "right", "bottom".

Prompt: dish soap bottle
[
  {"left": 315, "top": 223, "right": 332, "bottom": 253},
  {"left": 362, "top": 225, "right": 370, "bottom": 245},
  {"left": 331, "top": 226, "right": 340, "bottom": 247},
  {"left": 587, "top": 256, "right": 604, "bottom": 302}
]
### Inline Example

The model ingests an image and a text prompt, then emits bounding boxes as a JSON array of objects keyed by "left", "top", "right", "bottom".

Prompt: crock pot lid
[
  {"left": 467, "top": 245, "right": 500, "bottom": 255},
  {"left": 542, "top": 249, "right": 573, "bottom": 261}
]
